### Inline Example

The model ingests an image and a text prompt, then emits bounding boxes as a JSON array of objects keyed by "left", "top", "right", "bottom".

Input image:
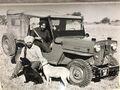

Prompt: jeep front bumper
[{"left": 93, "top": 65, "right": 119, "bottom": 78}]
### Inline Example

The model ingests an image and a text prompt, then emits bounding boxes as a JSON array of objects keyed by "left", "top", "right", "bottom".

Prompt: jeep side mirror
[{"left": 85, "top": 33, "right": 89, "bottom": 37}]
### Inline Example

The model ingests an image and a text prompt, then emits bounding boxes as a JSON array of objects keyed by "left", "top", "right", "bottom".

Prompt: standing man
[
  {"left": 30, "top": 21, "right": 52, "bottom": 53},
  {"left": 10, "top": 36, "right": 48, "bottom": 79}
]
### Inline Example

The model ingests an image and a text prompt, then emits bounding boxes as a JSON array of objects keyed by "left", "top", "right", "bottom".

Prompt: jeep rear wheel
[
  {"left": 2, "top": 33, "right": 16, "bottom": 56},
  {"left": 67, "top": 59, "right": 92, "bottom": 87}
]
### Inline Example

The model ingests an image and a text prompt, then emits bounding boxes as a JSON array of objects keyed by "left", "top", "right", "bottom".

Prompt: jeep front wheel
[
  {"left": 67, "top": 59, "right": 92, "bottom": 87},
  {"left": 2, "top": 33, "right": 16, "bottom": 56}
]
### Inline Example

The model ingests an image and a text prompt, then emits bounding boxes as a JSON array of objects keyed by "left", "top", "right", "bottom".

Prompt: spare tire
[{"left": 2, "top": 33, "right": 16, "bottom": 56}]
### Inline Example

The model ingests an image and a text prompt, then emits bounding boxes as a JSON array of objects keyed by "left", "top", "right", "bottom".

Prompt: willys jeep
[{"left": 2, "top": 10, "right": 119, "bottom": 87}]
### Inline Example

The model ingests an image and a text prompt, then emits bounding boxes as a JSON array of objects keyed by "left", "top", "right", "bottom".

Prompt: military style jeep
[{"left": 2, "top": 10, "right": 119, "bottom": 87}]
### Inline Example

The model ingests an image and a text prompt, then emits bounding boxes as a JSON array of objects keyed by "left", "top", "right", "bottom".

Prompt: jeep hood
[{"left": 55, "top": 36, "right": 95, "bottom": 54}]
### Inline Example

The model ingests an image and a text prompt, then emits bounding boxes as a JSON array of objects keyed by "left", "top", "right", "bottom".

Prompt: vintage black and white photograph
[{"left": 0, "top": 0, "right": 120, "bottom": 90}]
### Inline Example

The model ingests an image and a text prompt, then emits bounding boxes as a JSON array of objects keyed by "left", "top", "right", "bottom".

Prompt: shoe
[
  {"left": 24, "top": 81, "right": 29, "bottom": 83},
  {"left": 33, "top": 82, "right": 39, "bottom": 85},
  {"left": 9, "top": 74, "right": 17, "bottom": 80}
]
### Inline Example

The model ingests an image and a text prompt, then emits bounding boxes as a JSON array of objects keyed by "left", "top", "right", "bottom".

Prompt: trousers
[
  {"left": 12, "top": 61, "right": 41, "bottom": 76},
  {"left": 34, "top": 40, "right": 51, "bottom": 53}
]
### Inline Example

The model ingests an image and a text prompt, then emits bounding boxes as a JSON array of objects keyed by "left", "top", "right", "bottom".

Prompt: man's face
[
  {"left": 40, "top": 23, "right": 46, "bottom": 30},
  {"left": 26, "top": 42, "right": 33, "bottom": 48}
]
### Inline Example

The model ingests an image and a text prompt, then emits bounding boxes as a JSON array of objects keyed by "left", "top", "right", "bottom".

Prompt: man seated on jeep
[{"left": 30, "top": 21, "right": 52, "bottom": 53}]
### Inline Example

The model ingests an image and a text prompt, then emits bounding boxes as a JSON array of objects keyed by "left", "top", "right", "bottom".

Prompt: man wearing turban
[{"left": 10, "top": 36, "right": 48, "bottom": 80}]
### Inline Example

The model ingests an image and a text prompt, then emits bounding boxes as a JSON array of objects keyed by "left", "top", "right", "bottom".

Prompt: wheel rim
[
  {"left": 70, "top": 65, "right": 85, "bottom": 84},
  {"left": 2, "top": 37, "right": 10, "bottom": 55}
]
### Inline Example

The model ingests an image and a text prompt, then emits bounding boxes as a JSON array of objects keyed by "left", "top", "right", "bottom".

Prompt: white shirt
[{"left": 19, "top": 44, "right": 48, "bottom": 65}]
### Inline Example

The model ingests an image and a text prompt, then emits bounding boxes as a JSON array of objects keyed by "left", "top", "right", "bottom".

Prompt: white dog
[{"left": 42, "top": 63, "right": 70, "bottom": 86}]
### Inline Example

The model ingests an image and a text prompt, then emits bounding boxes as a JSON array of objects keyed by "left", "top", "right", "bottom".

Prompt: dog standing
[{"left": 42, "top": 63, "right": 70, "bottom": 86}]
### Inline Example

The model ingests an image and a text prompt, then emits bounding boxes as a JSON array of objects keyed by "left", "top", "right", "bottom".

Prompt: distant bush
[
  {"left": 100, "top": 17, "right": 110, "bottom": 24},
  {"left": 71, "top": 12, "right": 82, "bottom": 16},
  {"left": 112, "top": 19, "right": 120, "bottom": 22},
  {"left": 93, "top": 22, "right": 100, "bottom": 24},
  {"left": 66, "top": 11, "right": 84, "bottom": 22},
  {"left": 67, "top": 12, "right": 82, "bottom": 16}
]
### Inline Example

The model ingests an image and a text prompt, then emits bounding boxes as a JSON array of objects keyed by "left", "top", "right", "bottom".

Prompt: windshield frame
[{"left": 50, "top": 18, "right": 85, "bottom": 38}]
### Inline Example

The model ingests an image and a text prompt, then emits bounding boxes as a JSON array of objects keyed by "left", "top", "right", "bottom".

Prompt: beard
[
  {"left": 26, "top": 44, "right": 32, "bottom": 49},
  {"left": 41, "top": 28, "right": 45, "bottom": 31}
]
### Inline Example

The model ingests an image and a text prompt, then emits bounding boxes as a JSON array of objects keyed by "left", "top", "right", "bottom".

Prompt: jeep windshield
[{"left": 51, "top": 18, "right": 85, "bottom": 38}]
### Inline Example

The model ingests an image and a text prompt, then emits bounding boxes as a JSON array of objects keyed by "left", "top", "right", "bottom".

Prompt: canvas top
[{"left": 7, "top": 9, "right": 83, "bottom": 19}]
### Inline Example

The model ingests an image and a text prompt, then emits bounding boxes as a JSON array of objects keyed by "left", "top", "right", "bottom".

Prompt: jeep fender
[
  {"left": 57, "top": 50, "right": 94, "bottom": 65},
  {"left": 63, "top": 49, "right": 94, "bottom": 57}
]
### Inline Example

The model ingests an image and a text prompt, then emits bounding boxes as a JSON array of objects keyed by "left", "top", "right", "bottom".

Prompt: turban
[{"left": 24, "top": 36, "right": 34, "bottom": 43}]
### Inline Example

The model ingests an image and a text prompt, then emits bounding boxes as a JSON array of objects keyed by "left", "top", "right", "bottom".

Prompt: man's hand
[
  {"left": 50, "top": 43, "right": 53, "bottom": 48},
  {"left": 35, "top": 37, "right": 43, "bottom": 42},
  {"left": 35, "top": 37, "right": 42, "bottom": 40}
]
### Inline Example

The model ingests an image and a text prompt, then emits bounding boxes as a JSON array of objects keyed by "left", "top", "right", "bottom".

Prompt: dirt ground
[{"left": 0, "top": 24, "right": 120, "bottom": 90}]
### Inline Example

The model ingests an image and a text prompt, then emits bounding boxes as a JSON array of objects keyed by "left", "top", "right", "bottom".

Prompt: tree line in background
[
  {"left": 92, "top": 17, "right": 120, "bottom": 25},
  {"left": 0, "top": 12, "right": 120, "bottom": 25},
  {"left": 68, "top": 12, "right": 120, "bottom": 25}
]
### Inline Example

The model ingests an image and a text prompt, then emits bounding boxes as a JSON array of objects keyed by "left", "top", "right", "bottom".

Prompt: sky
[
  {"left": 0, "top": 2, "right": 120, "bottom": 22},
  {"left": 0, "top": 0, "right": 120, "bottom": 3}
]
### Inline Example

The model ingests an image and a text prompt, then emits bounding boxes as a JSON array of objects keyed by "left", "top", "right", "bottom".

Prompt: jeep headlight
[
  {"left": 111, "top": 42, "right": 117, "bottom": 50},
  {"left": 94, "top": 44, "right": 101, "bottom": 52}
]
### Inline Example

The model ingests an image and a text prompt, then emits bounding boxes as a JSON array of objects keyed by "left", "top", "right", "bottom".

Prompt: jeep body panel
[
  {"left": 42, "top": 43, "right": 63, "bottom": 65},
  {"left": 62, "top": 37, "right": 95, "bottom": 54},
  {"left": 43, "top": 36, "right": 95, "bottom": 65},
  {"left": 7, "top": 13, "right": 29, "bottom": 40}
]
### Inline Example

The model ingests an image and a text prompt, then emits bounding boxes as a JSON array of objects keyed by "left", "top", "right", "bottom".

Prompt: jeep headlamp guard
[
  {"left": 94, "top": 44, "right": 101, "bottom": 52},
  {"left": 111, "top": 42, "right": 117, "bottom": 51}
]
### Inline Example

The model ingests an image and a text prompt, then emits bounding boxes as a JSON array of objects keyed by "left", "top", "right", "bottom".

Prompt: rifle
[{"left": 32, "top": 28, "right": 44, "bottom": 43}]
